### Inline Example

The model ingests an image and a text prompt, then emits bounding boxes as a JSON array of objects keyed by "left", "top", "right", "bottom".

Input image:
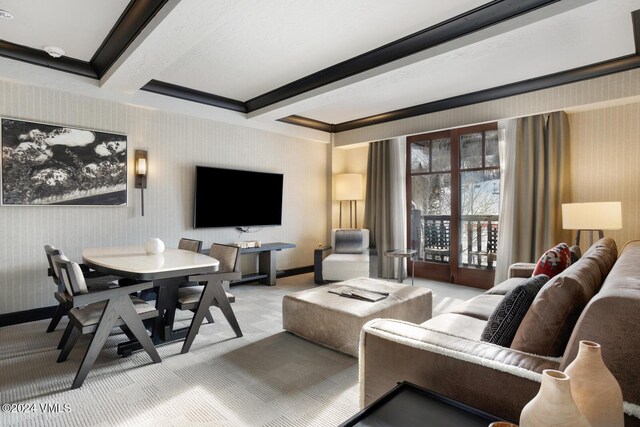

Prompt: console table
[
  {"left": 340, "top": 381, "right": 504, "bottom": 426},
  {"left": 202, "top": 242, "right": 295, "bottom": 286}
]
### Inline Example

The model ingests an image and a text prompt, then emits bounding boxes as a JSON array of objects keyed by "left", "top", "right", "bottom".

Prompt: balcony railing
[{"left": 411, "top": 214, "right": 499, "bottom": 270}]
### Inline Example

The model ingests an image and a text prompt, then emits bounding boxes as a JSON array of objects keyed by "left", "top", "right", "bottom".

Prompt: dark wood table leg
[
  {"left": 117, "top": 276, "right": 185, "bottom": 356},
  {"left": 258, "top": 250, "right": 277, "bottom": 286}
]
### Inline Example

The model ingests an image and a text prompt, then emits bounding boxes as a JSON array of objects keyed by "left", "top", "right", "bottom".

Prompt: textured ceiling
[
  {"left": 0, "top": 0, "right": 638, "bottom": 140},
  {"left": 0, "top": 0, "right": 129, "bottom": 61}
]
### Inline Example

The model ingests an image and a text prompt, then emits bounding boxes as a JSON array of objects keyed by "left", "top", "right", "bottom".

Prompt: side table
[
  {"left": 384, "top": 249, "right": 417, "bottom": 285},
  {"left": 339, "top": 381, "right": 505, "bottom": 427}
]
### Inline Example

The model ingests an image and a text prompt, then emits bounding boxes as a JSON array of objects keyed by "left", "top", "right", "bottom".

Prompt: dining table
[{"left": 82, "top": 246, "right": 221, "bottom": 356}]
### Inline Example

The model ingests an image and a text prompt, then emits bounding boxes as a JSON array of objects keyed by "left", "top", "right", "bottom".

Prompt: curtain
[
  {"left": 494, "top": 111, "right": 572, "bottom": 283},
  {"left": 364, "top": 138, "right": 406, "bottom": 278}
]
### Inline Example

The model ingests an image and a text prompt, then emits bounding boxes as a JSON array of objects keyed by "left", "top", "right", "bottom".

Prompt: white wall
[{"left": 0, "top": 80, "right": 329, "bottom": 314}]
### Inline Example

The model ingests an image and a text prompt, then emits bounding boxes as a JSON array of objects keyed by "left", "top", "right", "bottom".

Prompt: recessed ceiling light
[
  {"left": 0, "top": 9, "right": 14, "bottom": 19},
  {"left": 43, "top": 46, "right": 66, "bottom": 58}
]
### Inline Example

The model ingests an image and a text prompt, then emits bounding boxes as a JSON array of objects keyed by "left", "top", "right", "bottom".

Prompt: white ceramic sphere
[{"left": 144, "top": 238, "right": 165, "bottom": 255}]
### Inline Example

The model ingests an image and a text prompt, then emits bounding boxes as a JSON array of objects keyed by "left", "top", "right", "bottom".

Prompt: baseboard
[
  {"left": 0, "top": 305, "right": 58, "bottom": 328},
  {"left": 280, "top": 265, "right": 313, "bottom": 277}
]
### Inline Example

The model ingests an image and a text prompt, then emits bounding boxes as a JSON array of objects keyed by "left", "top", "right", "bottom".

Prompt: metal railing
[{"left": 411, "top": 214, "right": 499, "bottom": 270}]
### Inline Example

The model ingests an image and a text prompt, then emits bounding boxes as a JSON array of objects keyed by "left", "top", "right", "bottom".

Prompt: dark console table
[
  {"left": 202, "top": 242, "right": 295, "bottom": 286},
  {"left": 340, "top": 381, "right": 505, "bottom": 427}
]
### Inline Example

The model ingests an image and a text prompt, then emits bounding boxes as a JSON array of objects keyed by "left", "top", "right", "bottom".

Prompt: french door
[{"left": 406, "top": 123, "right": 500, "bottom": 289}]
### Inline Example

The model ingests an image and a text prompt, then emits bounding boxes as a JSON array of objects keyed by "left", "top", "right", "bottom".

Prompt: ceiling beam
[
  {"left": 330, "top": 54, "right": 640, "bottom": 132},
  {"left": 245, "top": 0, "right": 563, "bottom": 114},
  {"left": 142, "top": 80, "right": 246, "bottom": 112},
  {"left": 632, "top": 9, "right": 640, "bottom": 54},
  {"left": 91, "top": 0, "right": 170, "bottom": 78},
  {"left": 0, "top": 40, "right": 97, "bottom": 79},
  {"left": 277, "top": 116, "right": 333, "bottom": 132},
  {"left": 100, "top": 0, "right": 237, "bottom": 92}
]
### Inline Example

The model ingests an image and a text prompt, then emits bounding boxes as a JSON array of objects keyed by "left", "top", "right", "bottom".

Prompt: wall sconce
[
  {"left": 335, "top": 173, "right": 363, "bottom": 228},
  {"left": 135, "top": 150, "right": 147, "bottom": 216}
]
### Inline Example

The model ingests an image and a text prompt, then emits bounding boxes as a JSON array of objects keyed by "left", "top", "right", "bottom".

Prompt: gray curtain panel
[
  {"left": 364, "top": 140, "right": 394, "bottom": 278},
  {"left": 495, "top": 111, "right": 572, "bottom": 283}
]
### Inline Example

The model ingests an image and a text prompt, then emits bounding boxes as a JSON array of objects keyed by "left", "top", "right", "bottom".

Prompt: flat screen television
[{"left": 193, "top": 166, "right": 283, "bottom": 228}]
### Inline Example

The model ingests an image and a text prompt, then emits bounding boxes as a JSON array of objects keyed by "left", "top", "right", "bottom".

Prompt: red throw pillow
[{"left": 532, "top": 243, "right": 571, "bottom": 278}]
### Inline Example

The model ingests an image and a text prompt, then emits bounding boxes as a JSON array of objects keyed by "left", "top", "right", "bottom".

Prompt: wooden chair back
[{"left": 209, "top": 244, "right": 240, "bottom": 273}]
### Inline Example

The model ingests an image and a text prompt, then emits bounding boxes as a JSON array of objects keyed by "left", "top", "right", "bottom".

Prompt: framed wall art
[{"left": 1, "top": 118, "right": 127, "bottom": 206}]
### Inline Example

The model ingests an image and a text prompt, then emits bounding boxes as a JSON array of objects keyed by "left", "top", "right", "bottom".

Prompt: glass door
[{"left": 407, "top": 123, "right": 500, "bottom": 289}]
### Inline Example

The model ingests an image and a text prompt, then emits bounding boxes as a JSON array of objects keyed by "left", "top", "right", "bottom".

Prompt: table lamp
[
  {"left": 335, "top": 173, "right": 363, "bottom": 228},
  {"left": 562, "top": 202, "right": 622, "bottom": 246}
]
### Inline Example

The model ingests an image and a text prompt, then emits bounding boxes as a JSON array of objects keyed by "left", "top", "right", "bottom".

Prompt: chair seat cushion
[
  {"left": 70, "top": 297, "right": 156, "bottom": 327},
  {"left": 322, "top": 253, "right": 369, "bottom": 281},
  {"left": 177, "top": 286, "right": 236, "bottom": 306}
]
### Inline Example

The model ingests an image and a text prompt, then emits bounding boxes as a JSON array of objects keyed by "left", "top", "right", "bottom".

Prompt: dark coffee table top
[{"left": 340, "top": 381, "right": 505, "bottom": 427}]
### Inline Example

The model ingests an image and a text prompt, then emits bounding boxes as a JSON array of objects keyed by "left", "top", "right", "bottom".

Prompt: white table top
[{"left": 82, "top": 246, "right": 219, "bottom": 279}]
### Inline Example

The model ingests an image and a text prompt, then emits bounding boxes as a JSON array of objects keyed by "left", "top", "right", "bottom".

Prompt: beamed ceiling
[{"left": 0, "top": 0, "right": 639, "bottom": 142}]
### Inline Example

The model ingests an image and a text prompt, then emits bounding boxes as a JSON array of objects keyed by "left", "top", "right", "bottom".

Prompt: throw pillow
[
  {"left": 511, "top": 257, "right": 602, "bottom": 356},
  {"left": 532, "top": 243, "right": 571, "bottom": 278},
  {"left": 569, "top": 245, "right": 582, "bottom": 264},
  {"left": 481, "top": 275, "right": 549, "bottom": 347},
  {"left": 334, "top": 229, "right": 364, "bottom": 254}
]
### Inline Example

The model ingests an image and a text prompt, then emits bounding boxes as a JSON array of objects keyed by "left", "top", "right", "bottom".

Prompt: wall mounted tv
[{"left": 193, "top": 166, "right": 283, "bottom": 228}]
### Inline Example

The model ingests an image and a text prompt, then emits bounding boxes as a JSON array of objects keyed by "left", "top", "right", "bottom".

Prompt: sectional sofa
[{"left": 359, "top": 238, "right": 640, "bottom": 425}]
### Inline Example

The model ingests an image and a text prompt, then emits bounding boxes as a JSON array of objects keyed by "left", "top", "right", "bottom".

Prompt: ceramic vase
[
  {"left": 564, "top": 340, "right": 624, "bottom": 427},
  {"left": 520, "top": 369, "right": 589, "bottom": 427},
  {"left": 144, "top": 238, "right": 165, "bottom": 255}
]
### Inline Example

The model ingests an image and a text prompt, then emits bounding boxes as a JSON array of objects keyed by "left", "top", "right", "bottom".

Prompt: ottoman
[{"left": 282, "top": 277, "right": 432, "bottom": 357}]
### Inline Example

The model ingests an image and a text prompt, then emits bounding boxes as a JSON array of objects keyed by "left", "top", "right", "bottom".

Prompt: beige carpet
[{"left": 0, "top": 273, "right": 481, "bottom": 426}]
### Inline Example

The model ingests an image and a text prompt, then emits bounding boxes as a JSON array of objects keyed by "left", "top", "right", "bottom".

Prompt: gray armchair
[{"left": 314, "top": 229, "right": 370, "bottom": 284}]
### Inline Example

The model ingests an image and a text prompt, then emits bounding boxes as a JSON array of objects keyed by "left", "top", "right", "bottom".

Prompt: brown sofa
[{"left": 360, "top": 238, "right": 640, "bottom": 425}]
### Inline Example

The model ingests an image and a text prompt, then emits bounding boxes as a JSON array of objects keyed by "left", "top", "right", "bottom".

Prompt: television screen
[{"left": 193, "top": 166, "right": 283, "bottom": 228}]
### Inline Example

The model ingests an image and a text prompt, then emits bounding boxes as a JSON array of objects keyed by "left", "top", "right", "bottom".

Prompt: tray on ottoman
[{"left": 283, "top": 278, "right": 432, "bottom": 357}]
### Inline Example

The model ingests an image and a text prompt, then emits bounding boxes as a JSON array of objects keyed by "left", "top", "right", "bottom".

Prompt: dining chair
[
  {"left": 55, "top": 259, "right": 161, "bottom": 389},
  {"left": 178, "top": 238, "right": 203, "bottom": 253},
  {"left": 44, "top": 245, "right": 119, "bottom": 334},
  {"left": 177, "top": 243, "right": 243, "bottom": 353}
]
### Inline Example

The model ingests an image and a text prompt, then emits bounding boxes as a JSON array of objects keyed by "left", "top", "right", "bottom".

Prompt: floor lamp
[
  {"left": 562, "top": 202, "right": 622, "bottom": 246},
  {"left": 335, "top": 173, "right": 363, "bottom": 228}
]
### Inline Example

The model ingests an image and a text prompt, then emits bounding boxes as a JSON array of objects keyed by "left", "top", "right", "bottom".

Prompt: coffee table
[
  {"left": 283, "top": 278, "right": 432, "bottom": 357},
  {"left": 340, "top": 381, "right": 505, "bottom": 426}
]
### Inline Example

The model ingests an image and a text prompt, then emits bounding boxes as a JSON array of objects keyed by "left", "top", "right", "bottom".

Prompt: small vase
[
  {"left": 520, "top": 369, "right": 589, "bottom": 427},
  {"left": 564, "top": 340, "right": 624, "bottom": 427}
]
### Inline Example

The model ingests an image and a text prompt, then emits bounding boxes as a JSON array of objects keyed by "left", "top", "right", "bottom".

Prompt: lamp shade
[
  {"left": 562, "top": 202, "right": 622, "bottom": 230},
  {"left": 136, "top": 157, "right": 147, "bottom": 176},
  {"left": 335, "top": 173, "right": 363, "bottom": 201}
]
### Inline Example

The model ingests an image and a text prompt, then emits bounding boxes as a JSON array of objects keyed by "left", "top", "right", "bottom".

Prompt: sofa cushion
[
  {"left": 420, "top": 313, "right": 487, "bottom": 341},
  {"left": 334, "top": 229, "right": 365, "bottom": 254},
  {"left": 486, "top": 277, "right": 528, "bottom": 296},
  {"left": 532, "top": 243, "right": 571, "bottom": 278},
  {"left": 481, "top": 275, "right": 549, "bottom": 347},
  {"left": 447, "top": 294, "right": 505, "bottom": 321},
  {"left": 322, "top": 253, "right": 369, "bottom": 281},
  {"left": 511, "top": 257, "right": 603, "bottom": 356}
]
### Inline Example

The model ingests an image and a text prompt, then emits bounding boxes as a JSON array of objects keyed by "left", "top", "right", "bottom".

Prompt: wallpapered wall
[
  {"left": 0, "top": 80, "right": 329, "bottom": 314},
  {"left": 569, "top": 101, "right": 640, "bottom": 252}
]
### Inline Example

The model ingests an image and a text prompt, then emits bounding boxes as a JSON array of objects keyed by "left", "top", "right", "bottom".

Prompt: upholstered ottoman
[{"left": 282, "top": 277, "right": 432, "bottom": 357}]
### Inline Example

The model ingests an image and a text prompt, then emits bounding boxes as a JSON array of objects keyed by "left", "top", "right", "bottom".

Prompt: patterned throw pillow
[
  {"left": 532, "top": 243, "right": 571, "bottom": 278},
  {"left": 481, "top": 274, "right": 550, "bottom": 347}
]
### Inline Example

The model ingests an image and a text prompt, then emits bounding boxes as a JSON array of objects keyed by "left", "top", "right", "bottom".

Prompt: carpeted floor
[{"left": 0, "top": 273, "right": 482, "bottom": 427}]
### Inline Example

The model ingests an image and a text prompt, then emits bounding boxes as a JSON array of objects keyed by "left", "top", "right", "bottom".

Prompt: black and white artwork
[{"left": 1, "top": 118, "right": 127, "bottom": 206}]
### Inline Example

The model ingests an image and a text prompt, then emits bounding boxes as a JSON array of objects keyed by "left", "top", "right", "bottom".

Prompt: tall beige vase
[
  {"left": 564, "top": 340, "right": 624, "bottom": 427},
  {"left": 520, "top": 370, "right": 590, "bottom": 427}
]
